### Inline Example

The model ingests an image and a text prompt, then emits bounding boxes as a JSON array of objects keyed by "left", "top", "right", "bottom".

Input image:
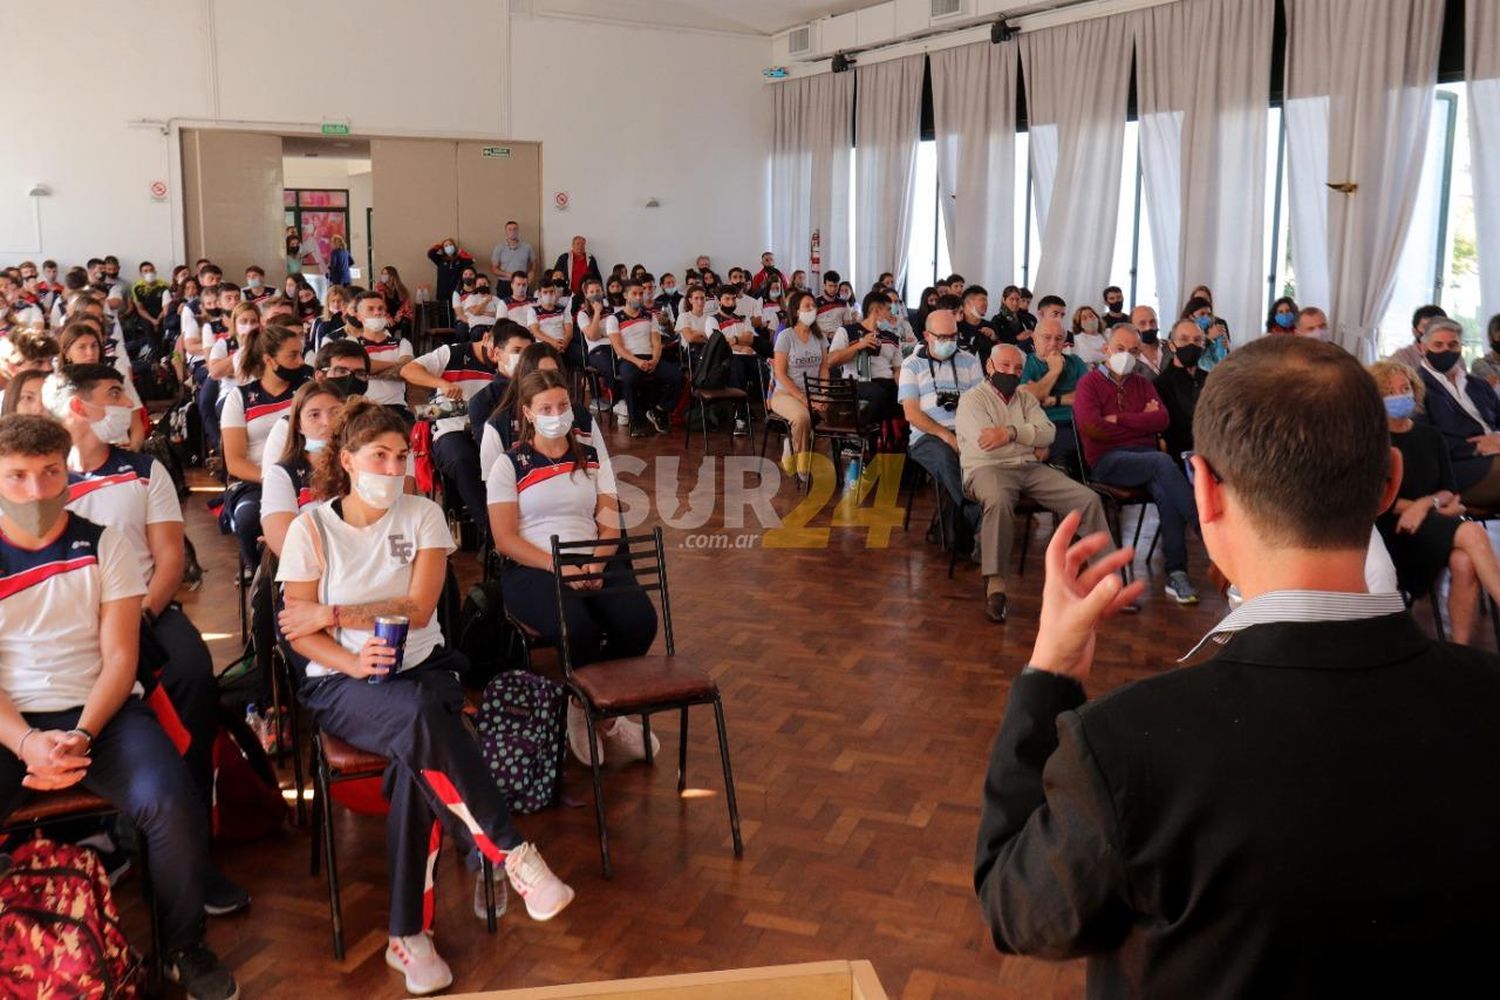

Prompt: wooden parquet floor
[{"left": 131, "top": 420, "right": 1484, "bottom": 999}]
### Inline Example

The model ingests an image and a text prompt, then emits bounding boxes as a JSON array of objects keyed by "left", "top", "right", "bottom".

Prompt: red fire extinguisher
[{"left": 810, "top": 228, "right": 822, "bottom": 290}]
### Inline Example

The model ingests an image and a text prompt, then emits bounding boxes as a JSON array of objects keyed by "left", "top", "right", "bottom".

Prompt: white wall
[
  {"left": 509, "top": 13, "right": 772, "bottom": 276},
  {"left": 0, "top": 0, "right": 771, "bottom": 282}
]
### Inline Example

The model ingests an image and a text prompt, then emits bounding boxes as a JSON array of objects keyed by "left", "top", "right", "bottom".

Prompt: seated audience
[
  {"left": 1074, "top": 324, "right": 1201, "bottom": 604},
  {"left": 959, "top": 344, "right": 1115, "bottom": 624},
  {"left": 828, "top": 291, "right": 902, "bottom": 425},
  {"left": 1179, "top": 295, "right": 1229, "bottom": 371},
  {"left": 706, "top": 287, "right": 765, "bottom": 429},
  {"left": 0, "top": 368, "right": 48, "bottom": 415},
  {"left": 607, "top": 280, "right": 682, "bottom": 437},
  {"left": 1154, "top": 318, "right": 1209, "bottom": 461},
  {"left": 1266, "top": 296, "right": 1299, "bottom": 335},
  {"left": 1295, "top": 306, "right": 1331, "bottom": 341},
  {"left": 814, "top": 271, "right": 852, "bottom": 338},
  {"left": 347, "top": 291, "right": 414, "bottom": 421},
  {"left": 479, "top": 342, "right": 607, "bottom": 477},
  {"left": 1100, "top": 285, "right": 1128, "bottom": 329},
  {"left": 1391, "top": 303, "right": 1450, "bottom": 371},
  {"left": 1415, "top": 318, "right": 1500, "bottom": 508},
  {"left": 1020, "top": 318, "right": 1086, "bottom": 470},
  {"left": 532, "top": 278, "right": 573, "bottom": 357},
  {"left": 957, "top": 286, "right": 996, "bottom": 363},
  {"left": 0, "top": 414, "right": 237, "bottom": 1000},
  {"left": 261, "top": 379, "right": 346, "bottom": 558},
  {"left": 375, "top": 265, "right": 414, "bottom": 338},
  {"left": 1070, "top": 305, "right": 1107, "bottom": 365},
  {"left": 1371, "top": 360, "right": 1500, "bottom": 645},
  {"left": 278, "top": 399, "right": 574, "bottom": 996},
  {"left": 771, "top": 291, "right": 832, "bottom": 483},
  {"left": 899, "top": 308, "right": 984, "bottom": 544},
  {"left": 487, "top": 371, "right": 658, "bottom": 766},
  {"left": 573, "top": 277, "right": 614, "bottom": 390}
]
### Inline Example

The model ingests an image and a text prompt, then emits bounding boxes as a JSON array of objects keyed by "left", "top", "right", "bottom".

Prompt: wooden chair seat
[
  {"left": 6, "top": 788, "right": 114, "bottom": 826},
  {"left": 571, "top": 655, "right": 718, "bottom": 713},
  {"left": 695, "top": 386, "right": 748, "bottom": 403},
  {"left": 1090, "top": 482, "right": 1152, "bottom": 504},
  {"left": 319, "top": 733, "right": 387, "bottom": 778}
]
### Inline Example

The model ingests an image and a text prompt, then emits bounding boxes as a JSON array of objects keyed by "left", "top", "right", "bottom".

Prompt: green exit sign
[
  {"left": 481, "top": 146, "right": 512, "bottom": 158},
  {"left": 321, "top": 122, "right": 351, "bottom": 136}
]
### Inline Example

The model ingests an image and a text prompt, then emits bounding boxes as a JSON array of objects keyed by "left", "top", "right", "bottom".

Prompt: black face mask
[
  {"left": 990, "top": 372, "right": 1021, "bottom": 397},
  {"left": 1427, "top": 350, "right": 1463, "bottom": 374},
  {"left": 1106, "top": 301, "right": 1123, "bottom": 313},
  {"left": 1174, "top": 344, "right": 1204, "bottom": 369},
  {"left": 1140, "top": 327, "right": 1160, "bottom": 345},
  {"left": 325, "top": 372, "right": 369, "bottom": 397}
]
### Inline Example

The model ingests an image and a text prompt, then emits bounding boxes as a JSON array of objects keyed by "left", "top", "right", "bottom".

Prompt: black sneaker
[
  {"left": 203, "top": 867, "right": 251, "bottom": 916},
  {"left": 166, "top": 943, "right": 239, "bottom": 1000},
  {"left": 646, "top": 408, "right": 668, "bottom": 434}
]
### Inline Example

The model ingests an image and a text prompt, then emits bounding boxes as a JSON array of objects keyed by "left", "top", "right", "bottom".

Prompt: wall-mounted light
[
  {"left": 645, "top": 197, "right": 660, "bottom": 208},
  {"left": 26, "top": 183, "right": 50, "bottom": 197}
]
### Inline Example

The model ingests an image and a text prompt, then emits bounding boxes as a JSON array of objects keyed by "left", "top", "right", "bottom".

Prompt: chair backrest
[
  {"left": 548, "top": 526, "right": 673, "bottom": 674},
  {"left": 803, "top": 374, "right": 863, "bottom": 430}
]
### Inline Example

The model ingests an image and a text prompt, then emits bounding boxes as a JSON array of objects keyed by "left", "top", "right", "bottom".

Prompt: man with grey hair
[
  {"left": 1129, "top": 305, "right": 1165, "bottom": 377},
  {"left": 1416, "top": 316, "right": 1500, "bottom": 507},
  {"left": 1074, "top": 324, "right": 1201, "bottom": 604},
  {"left": 958, "top": 344, "right": 1117, "bottom": 623}
]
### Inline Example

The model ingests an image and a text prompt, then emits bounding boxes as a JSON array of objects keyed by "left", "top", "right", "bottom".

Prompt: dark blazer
[
  {"left": 1417, "top": 367, "right": 1500, "bottom": 491},
  {"left": 551, "top": 251, "right": 602, "bottom": 293},
  {"left": 975, "top": 613, "right": 1500, "bottom": 998}
]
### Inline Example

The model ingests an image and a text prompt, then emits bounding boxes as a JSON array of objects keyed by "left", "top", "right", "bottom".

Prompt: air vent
[
  {"left": 788, "top": 24, "right": 814, "bottom": 56},
  {"left": 930, "top": 0, "right": 968, "bottom": 20}
]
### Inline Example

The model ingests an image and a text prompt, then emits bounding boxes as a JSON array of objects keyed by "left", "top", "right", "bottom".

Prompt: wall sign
[
  {"left": 321, "top": 122, "right": 351, "bottom": 136},
  {"left": 553, "top": 191, "right": 569, "bottom": 211},
  {"left": 149, "top": 180, "right": 168, "bottom": 200},
  {"left": 481, "top": 146, "right": 512, "bottom": 158}
]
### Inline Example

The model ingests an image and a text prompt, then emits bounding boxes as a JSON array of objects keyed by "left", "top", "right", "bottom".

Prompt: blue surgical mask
[
  {"left": 1383, "top": 394, "right": 1416, "bottom": 420},
  {"left": 1195, "top": 314, "right": 1213, "bottom": 331},
  {"left": 877, "top": 320, "right": 896, "bottom": 333},
  {"left": 929, "top": 339, "right": 958, "bottom": 361},
  {"left": 1274, "top": 312, "right": 1295, "bottom": 329},
  {"left": 304, "top": 437, "right": 327, "bottom": 453}
]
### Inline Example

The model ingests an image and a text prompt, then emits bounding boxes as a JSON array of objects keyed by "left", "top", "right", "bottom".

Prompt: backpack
[
  {"left": 142, "top": 413, "right": 189, "bottom": 500},
  {"left": 0, "top": 838, "right": 141, "bottom": 998},
  {"left": 164, "top": 395, "right": 203, "bottom": 472},
  {"left": 695, "top": 330, "right": 732, "bottom": 390},
  {"left": 211, "top": 706, "right": 288, "bottom": 843},
  {"left": 454, "top": 581, "right": 518, "bottom": 688},
  {"left": 475, "top": 672, "right": 565, "bottom": 815}
]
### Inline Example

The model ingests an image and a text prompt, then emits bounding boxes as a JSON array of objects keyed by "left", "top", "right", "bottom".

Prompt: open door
[{"left": 180, "top": 129, "right": 285, "bottom": 278}]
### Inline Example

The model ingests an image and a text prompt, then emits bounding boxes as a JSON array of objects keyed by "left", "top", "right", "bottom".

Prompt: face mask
[
  {"left": 1427, "top": 350, "right": 1463, "bottom": 374},
  {"left": 769, "top": 286, "right": 782, "bottom": 298},
  {"left": 500, "top": 354, "right": 518, "bottom": 377},
  {"left": 352, "top": 469, "right": 404, "bottom": 510},
  {"left": 444, "top": 243, "right": 456, "bottom": 256},
  {"left": 1383, "top": 394, "right": 1416, "bottom": 420},
  {"left": 1194, "top": 314, "right": 1213, "bottom": 331},
  {"left": 587, "top": 292, "right": 602, "bottom": 303},
  {"left": 247, "top": 277, "right": 262, "bottom": 289},
  {"left": 797, "top": 309, "right": 817, "bottom": 327},
  {"left": 363, "top": 316, "right": 389, "bottom": 334},
  {"left": 1081, "top": 318, "right": 1100, "bottom": 334},
  {"left": 929, "top": 338, "right": 958, "bottom": 361},
  {"left": 532, "top": 409, "right": 574, "bottom": 439},
  {"left": 1175, "top": 344, "right": 1204, "bottom": 368},
  {"left": 325, "top": 373, "right": 367, "bottom": 396},
  {"left": 539, "top": 293, "right": 557, "bottom": 307},
  {"left": 1273, "top": 312, "right": 1296, "bottom": 329},
  {"left": 0, "top": 489, "right": 69, "bottom": 538},
  {"left": 304, "top": 437, "right": 327, "bottom": 453},
  {"left": 289, "top": 244, "right": 300, "bottom": 254},
  {"left": 236, "top": 321, "right": 256, "bottom": 336},
  {"left": 877, "top": 320, "right": 896, "bottom": 333},
  {"left": 89, "top": 404, "right": 135, "bottom": 444},
  {"left": 1106, "top": 300, "right": 1123, "bottom": 312},
  {"left": 990, "top": 372, "right": 1020, "bottom": 397},
  {"left": 141, "top": 271, "right": 156, "bottom": 283},
  {"left": 663, "top": 285, "right": 676, "bottom": 295},
  {"left": 512, "top": 287, "right": 527, "bottom": 299},
  {"left": 1107, "top": 351, "right": 1136, "bottom": 377},
  {"left": 1140, "top": 327, "right": 1160, "bottom": 345}
]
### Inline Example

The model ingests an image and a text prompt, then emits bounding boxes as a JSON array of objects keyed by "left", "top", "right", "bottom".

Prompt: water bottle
[
  {"left": 845, "top": 454, "right": 862, "bottom": 492},
  {"left": 245, "top": 703, "right": 269, "bottom": 749},
  {"left": 855, "top": 348, "right": 871, "bottom": 380}
]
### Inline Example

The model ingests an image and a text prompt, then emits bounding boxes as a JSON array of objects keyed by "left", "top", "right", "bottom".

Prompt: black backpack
[
  {"left": 695, "top": 330, "right": 732, "bottom": 390},
  {"left": 454, "top": 580, "right": 517, "bottom": 688}
]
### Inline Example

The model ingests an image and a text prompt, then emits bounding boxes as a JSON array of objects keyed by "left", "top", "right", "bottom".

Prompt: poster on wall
[{"left": 284, "top": 188, "right": 349, "bottom": 274}]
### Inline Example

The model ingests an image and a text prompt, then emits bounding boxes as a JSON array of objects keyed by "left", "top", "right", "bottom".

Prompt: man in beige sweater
[{"left": 957, "top": 344, "right": 1115, "bottom": 623}]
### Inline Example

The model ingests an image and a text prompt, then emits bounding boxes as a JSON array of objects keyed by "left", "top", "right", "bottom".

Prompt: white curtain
[
  {"left": 1134, "top": 0, "right": 1274, "bottom": 338},
  {"left": 1470, "top": 0, "right": 1500, "bottom": 326},
  {"left": 930, "top": 41, "right": 1018, "bottom": 298},
  {"left": 1019, "top": 17, "right": 1133, "bottom": 312},
  {"left": 854, "top": 56, "right": 924, "bottom": 291},
  {"left": 1284, "top": 0, "right": 1445, "bottom": 360},
  {"left": 770, "top": 72, "right": 854, "bottom": 277}
]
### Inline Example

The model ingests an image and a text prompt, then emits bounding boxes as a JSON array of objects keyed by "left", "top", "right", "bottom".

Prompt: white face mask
[
  {"left": 236, "top": 321, "right": 256, "bottom": 336},
  {"left": 89, "top": 404, "right": 134, "bottom": 444},
  {"left": 532, "top": 409, "right": 574, "bottom": 440},
  {"left": 304, "top": 437, "right": 326, "bottom": 453},
  {"left": 797, "top": 309, "right": 817, "bottom": 327},
  {"left": 1106, "top": 351, "right": 1136, "bottom": 377},
  {"left": 443, "top": 243, "right": 456, "bottom": 255},
  {"left": 1306, "top": 326, "right": 1330, "bottom": 341},
  {"left": 500, "top": 354, "right": 518, "bottom": 377},
  {"left": 352, "top": 469, "right": 403, "bottom": 510},
  {"left": 362, "top": 316, "right": 388, "bottom": 334},
  {"left": 141, "top": 271, "right": 156, "bottom": 283}
]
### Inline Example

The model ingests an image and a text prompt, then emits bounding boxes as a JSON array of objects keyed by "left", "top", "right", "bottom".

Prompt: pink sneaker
[
  {"left": 504, "top": 842, "right": 575, "bottom": 921},
  {"left": 386, "top": 933, "right": 453, "bottom": 995}
]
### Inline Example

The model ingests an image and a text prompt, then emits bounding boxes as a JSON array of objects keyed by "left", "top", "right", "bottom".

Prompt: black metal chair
[
  {"left": 681, "top": 343, "right": 751, "bottom": 451},
  {"left": 804, "top": 374, "right": 879, "bottom": 487},
  {"left": 1076, "top": 450, "right": 1160, "bottom": 582},
  {"left": 548, "top": 527, "right": 743, "bottom": 879},
  {"left": 1, "top": 789, "right": 164, "bottom": 991}
]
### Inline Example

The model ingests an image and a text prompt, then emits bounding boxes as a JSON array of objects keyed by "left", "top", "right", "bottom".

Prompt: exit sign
[
  {"left": 481, "top": 146, "right": 512, "bottom": 158},
  {"left": 321, "top": 122, "right": 351, "bottom": 136}
]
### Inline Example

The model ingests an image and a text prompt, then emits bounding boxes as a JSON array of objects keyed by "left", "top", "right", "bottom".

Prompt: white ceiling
[{"left": 534, "top": 0, "right": 869, "bottom": 36}]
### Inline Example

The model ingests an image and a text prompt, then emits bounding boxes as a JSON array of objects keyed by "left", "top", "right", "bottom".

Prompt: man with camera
[{"left": 899, "top": 309, "right": 984, "bottom": 549}]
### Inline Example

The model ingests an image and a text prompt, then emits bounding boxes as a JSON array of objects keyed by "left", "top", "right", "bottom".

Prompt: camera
[{"left": 937, "top": 391, "right": 960, "bottom": 412}]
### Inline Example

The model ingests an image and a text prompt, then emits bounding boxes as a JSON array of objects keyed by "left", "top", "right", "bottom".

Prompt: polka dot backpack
[{"left": 475, "top": 671, "right": 566, "bottom": 814}]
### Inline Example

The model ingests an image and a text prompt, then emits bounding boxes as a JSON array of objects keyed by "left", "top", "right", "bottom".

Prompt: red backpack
[{"left": 0, "top": 837, "right": 141, "bottom": 998}]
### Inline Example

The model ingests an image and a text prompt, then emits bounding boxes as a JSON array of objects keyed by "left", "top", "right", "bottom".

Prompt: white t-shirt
[
  {"left": 830, "top": 325, "right": 900, "bottom": 381},
  {"left": 220, "top": 380, "right": 297, "bottom": 467},
  {"left": 275, "top": 495, "right": 456, "bottom": 678},
  {"left": 207, "top": 335, "right": 244, "bottom": 389},
  {"left": 463, "top": 293, "right": 501, "bottom": 329},
  {"left": 0, "top": 518, "right": 146, "bottom": 712},
  {"left": 606, "top": 309, "right": 654, "bottom": 356},
  {"left": 676, "top": 310, "right": 710, "bottom": 344},
  {"left": 486, "top": 441, "right": 616, "bottom": 554},
  {"left": 534, "top": 305, "right": 570, "bottom": 346},
  {"left": 410, "top": 344, "right": 497, "bottom": 439},
  {"left": 707, "top": 313, "right": 756, "bottom": 355},
  {"left": 262, "top": 460, "right": 316, "bottom": 520},
  {"left": 506, "top": 298, "right": 536, "bottom": 325},
  {"left": 357, "top": 335, "right": 414, "bottom": 407},
  {"left": 65, "top": 447, "right": 181, "bottom": 581},
  {"left": 479, "top": 412, "right": 610, "bottom": 483},
  {"left": 577, "top": 306, "right": 609, "bottom": 349}
]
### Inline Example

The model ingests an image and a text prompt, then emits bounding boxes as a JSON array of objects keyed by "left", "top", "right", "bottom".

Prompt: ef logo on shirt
[{"left": 387, "top": 534, "right": 415, "bottom": 563}]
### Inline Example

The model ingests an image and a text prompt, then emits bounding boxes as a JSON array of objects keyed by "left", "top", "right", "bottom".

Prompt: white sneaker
[
  {"left": 386, "top": 933, "right": 453, "bottom": 996},
  {"left": 504, "top": 842, "right": 575, "bottom": 921},
  {"left": 612, "top": 400, "right": 630, "bottom": 419},
  {"left": 567, "top": 700, "right": 604, "bottom": 766},
  {"left": 733, "top": 418, "right": 749, "bottom": 436},
  {"left": 472, "top": 865, "right": 509, "bottom": 921},
  {"left": 601, "top": 715, "right": 660, "bottom": 764}
]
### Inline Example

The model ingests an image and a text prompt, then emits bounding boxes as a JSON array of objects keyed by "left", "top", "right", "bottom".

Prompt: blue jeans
[
  {"left": 1091, "top": 446, "right": 1199, "bottom": 574},
  {"left": 0, "top": 699, "right": 209, "bottom": 951}
]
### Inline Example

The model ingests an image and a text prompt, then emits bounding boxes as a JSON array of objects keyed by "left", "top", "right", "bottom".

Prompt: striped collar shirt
[{"left": 1180, "top": 589, "right": 1408, "bottom": 661}]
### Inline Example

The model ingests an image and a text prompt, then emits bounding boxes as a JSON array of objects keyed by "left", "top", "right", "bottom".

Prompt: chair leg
[
  {"left": 308, "top": 744, "right": 323, "bottom": 877},
  {"left": 641, "top": 714, "right": 654, "bottom": 765},
  {"left": 286, "top": 669, "right": 306, "bottom": 828},
  {"left": 1146, "top": 527, "right": 1160, "bottom": 564},
  {"left": 1018, "top": 512, "right": 1035, "bottom": 576},
  {"left": 1431, "top": 590, "right": 1447, "bottom": 642},
  {"left": 482, "top": 858, "right": 498, "bottom": 934},
  {"left": 712, "top": 696, "right": 744, "bottom": 857},
  {"left": 314, "top": 742, "right": 346, "bottom": 960},
  {"left": 677, "top": 708, "right": 689, "bottom": 793},
  {"left": 1131, "top": 504, "right": 1147, "bottom": 552},
  {"left": 583, "top": 702, "right": 612, "bottom": 879}
]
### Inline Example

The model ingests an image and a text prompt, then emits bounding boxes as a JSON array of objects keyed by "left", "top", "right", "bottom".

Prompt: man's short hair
[
  {"left": 1194, "top": 337, "right": 1389, "bottom": 550},
  {"left": 56, "top": 363, "right": 124, "bottom": 397},
  {"left": 199, "top": 264, "right": 222, "bottom": 279},
  {"left": 1104, "top": 285, "right": 1123, "bottom": 297},
  {"left": 861, "top": 290, "right": 891, "bottom": 316},
  {"left": 623, "top": 279, "right": 643, "bottom": 293},
  {"left": 1037, "top": 294, "right": 1067, "bottom": 312},
  {"left": 1297, "top": 306, "right": 1325, "bottom": 322},
  {"left": 822, "top": 270, "right": 841, "bottom": 285},
  {"left": 493, "top": 319, "right": 533, "bottom": 348},
  {"left": 86, "top": 258, "right": 103, "bottom": 269},
  {"left": 351, "top": 290, "right": 385, "bottom": 311},
  {"left": 0, "top": 414, "right": 71, "bottom": 460},
  {"left": 1412, "top": 303, "right": 1448, "bottom": 331},
  {"left": 935, "top": 293, "right": 963, "bottom": 313},
  {"left": 1420, "top": 317, "right": 1464, "bottom": 344},
  {"left": 245, "top": 265, "right": 265, "bottom": 277},
  {"left": 637, "top": 272, "right": 655, "bottom": 285},
  {"left": 538, "top": 277, "right": 560, "bottom": 292},
  {"left": 962, "top": 285, "right": 988, "bottom": 302},
  {"left": 315, "top": 339, "right": 370, "bottom": 371}
]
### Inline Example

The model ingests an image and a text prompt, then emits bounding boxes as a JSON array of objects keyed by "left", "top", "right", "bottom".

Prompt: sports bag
[{"left": 475, "top": 672, "right": 565, "bottom": 815}]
